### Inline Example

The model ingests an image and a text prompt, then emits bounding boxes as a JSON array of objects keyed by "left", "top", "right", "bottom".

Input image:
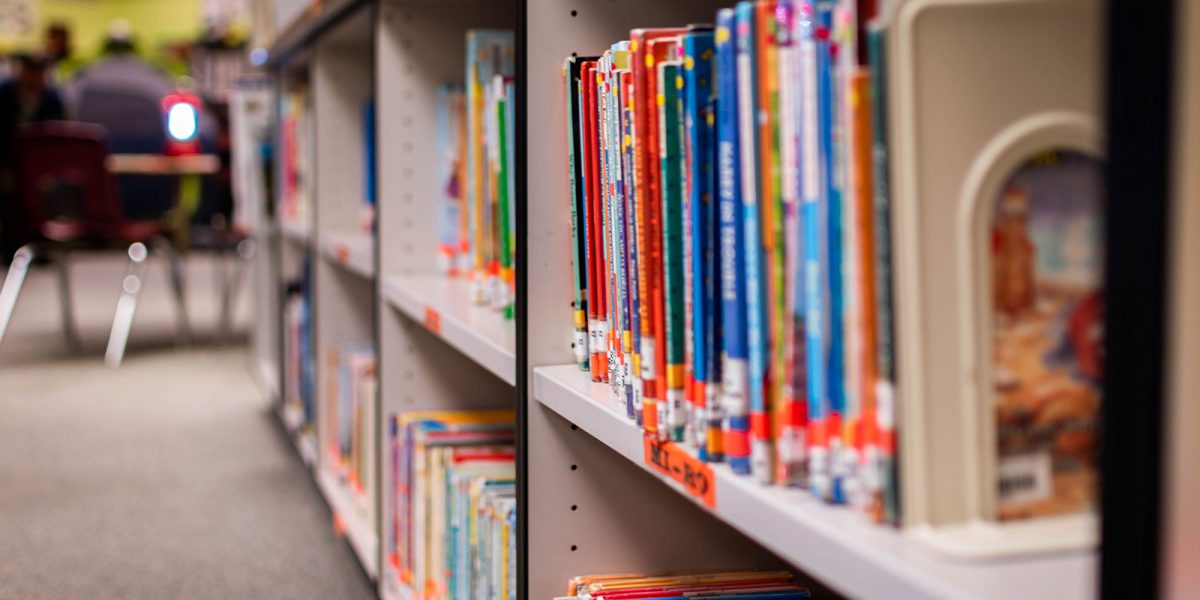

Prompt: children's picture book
[{"left": 989, "top": 149, "right": 1103, "bottom": 521}]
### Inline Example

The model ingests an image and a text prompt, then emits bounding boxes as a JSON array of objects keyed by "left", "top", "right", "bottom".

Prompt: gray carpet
[{"left": 0, "top": 254, "right": 376, "bottom": 599}]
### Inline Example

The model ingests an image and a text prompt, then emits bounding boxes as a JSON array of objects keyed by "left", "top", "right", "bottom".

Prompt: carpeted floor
[{"left": 0, "top": 254, "right": 376, "bottom": 600}]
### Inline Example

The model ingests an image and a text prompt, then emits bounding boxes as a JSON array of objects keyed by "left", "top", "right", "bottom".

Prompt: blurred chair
[{"left": 0, "top": 121, "right": 190, "bottom": 365}]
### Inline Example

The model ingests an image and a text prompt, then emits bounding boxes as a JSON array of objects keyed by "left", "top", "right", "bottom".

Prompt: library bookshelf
[{"left": 248, "top": 0, "right": 1177, "bottom": 598}]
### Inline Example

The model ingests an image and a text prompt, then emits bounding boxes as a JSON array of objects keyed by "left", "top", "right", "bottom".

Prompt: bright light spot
[
  {"left": 167, "top": 103, "right": 198, "bottom": 141},
  {"left": 250, "top": 47, "right": 268, "bottom": 66}
]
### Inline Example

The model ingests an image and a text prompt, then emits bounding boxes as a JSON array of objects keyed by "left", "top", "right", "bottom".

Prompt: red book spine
[{"left": 582, "top": 61, "right": 605, "bottom": 382}]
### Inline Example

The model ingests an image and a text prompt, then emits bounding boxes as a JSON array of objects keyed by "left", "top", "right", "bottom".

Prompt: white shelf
[
  {"left": 381, "top": 273, "right": 516, "bottom": 385},
  {"left": 533, "top": 364, "right": 1097, "bottom": 600},
  {"left": 317, "top": 468, "right": 379, "bottom": 581},
  {"left": 320, "top": 230, "right": 376, "bottom": 279},
  {"left": 280, "top": 218, "right": 313, "bottom": 246}
]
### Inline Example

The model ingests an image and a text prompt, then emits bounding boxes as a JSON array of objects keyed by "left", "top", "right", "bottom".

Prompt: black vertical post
[
  {"left": 514, "top": 0, "right": 530, "bottom": 598},
  {"left": 1100, "top": 0, "right": 1175, "bottom": 596}
]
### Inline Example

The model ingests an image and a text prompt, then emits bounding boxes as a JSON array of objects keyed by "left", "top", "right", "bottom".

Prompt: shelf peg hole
[
  {"left": 570, "top": 9, "right": 577, "bottom": 17},
  {"left": 571, "top": 545, "right": 578, "bottom": 551},
  {"left": 571, "top": 505, "right": 577, "bottom": 511},
  {"left": 570, "top": 464, "right": 578, "bottom": 471}
]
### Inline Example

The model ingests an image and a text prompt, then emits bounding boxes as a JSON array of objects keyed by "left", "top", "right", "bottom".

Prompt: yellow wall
[{"left": 1, "top": 0, "right": 203, "bottom": 56}]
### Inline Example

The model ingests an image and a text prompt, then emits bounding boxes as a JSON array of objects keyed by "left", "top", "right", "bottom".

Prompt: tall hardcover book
[
  {"left": 715, "top": 9, "right": 752, "bottom": 475},
  {"left": 682, "top": 28, "right": 718, "bottom": 457},
  {"left": 630, "top": 28, "right": 688, "bottom": 436},
  {"left": 734, "top": 1, "right": 771, "bottom": 483},
  {"left": 658, "top": 59, "right": 687, "bottom": 443}
]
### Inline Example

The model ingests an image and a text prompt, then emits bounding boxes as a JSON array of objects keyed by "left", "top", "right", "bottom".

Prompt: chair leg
[
  {"left": 105, "top": 242, "right": 149, "bottom": 367},
  {"left": 159, "top": 241, "right": 192, "bottom": 348},
  {"left": 0, "top": 244, "right": 36, "bottom": 347},
  {"left": 215, "top": 247, "right": 231, "bottom": 346},
  {"left": 54, "top": 253, "right": 81, "bottom": 352},
  {"left": 219, "top": 239, "right": 256, "bottom": 345}
]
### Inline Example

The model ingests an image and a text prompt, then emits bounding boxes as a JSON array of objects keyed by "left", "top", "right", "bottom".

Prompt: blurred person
[
  {"left": 45, "top": 23, "right": 72, "bottom": 64},
  {"left": 66, "top": 20, "right": 217, "bottom": 220},
  {"left": 43, "top": 22, "right": 81, "bottom": 83},
  {"left": 0, "top": 54, "right": 66, "bottom": 258}
]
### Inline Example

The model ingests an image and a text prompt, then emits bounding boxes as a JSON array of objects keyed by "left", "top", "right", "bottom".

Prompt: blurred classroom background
[{"left": 0, "top": 2, "right": 378, "bottom": 598}]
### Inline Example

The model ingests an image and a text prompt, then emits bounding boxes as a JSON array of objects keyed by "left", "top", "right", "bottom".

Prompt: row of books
[
  {"left": 388, "top": 410, "right": 517, "bottom": 600},
  {"left": 326, "top": 344, "right": 378, "bottom": 504},
  {"left": 564, "top": 0, "right": 1104, "bottom": 531},
  {"left": 437, "top": 30, "right": 517, "bottom": 319},
  {"left": 562, "top": 1, "right": 898, "bottom": 521},
  {"left": 284, "top": 262, "right": 315, "bottom": 431},
  {"left": 279, "top": 86, "right": 313, "bottom": 228},
  {"left": 558, "top": 571, "right": 810, "bottom": 599}
]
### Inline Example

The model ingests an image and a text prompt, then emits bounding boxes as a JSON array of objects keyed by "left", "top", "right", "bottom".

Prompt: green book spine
[{"left": 658, "top": 61, "right": 686, "bottom": 442}]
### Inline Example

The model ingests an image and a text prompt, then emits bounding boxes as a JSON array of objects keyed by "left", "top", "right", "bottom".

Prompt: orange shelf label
[
  {"left": 335, "top": 244, "right": 349, "bottom": 264},
  {"left": 423, "top": 306, "right": 442, "bottom": 334},
  {"left": 643, "top": 434, "right": 716, "bottom": 508}
]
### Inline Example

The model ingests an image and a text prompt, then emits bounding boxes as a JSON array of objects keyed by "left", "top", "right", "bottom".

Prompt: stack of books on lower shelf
[
  {"left": 388, "top": 409, "right": 517, "bottom": 600},
  {"left": 326, "top": 344, "right": 377, "bottom": 505},
  {"left": 558, "top": 571, "right": 811, "bottom": 599}
]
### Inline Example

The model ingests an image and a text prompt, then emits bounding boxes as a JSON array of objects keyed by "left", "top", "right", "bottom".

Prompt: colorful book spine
[
  {"left": 566, "top": 57, "right": 593, "bottom": 371},
  {"left": 437, "top": 86, "right": 465, "bottom": 277},
  {"left": 633, "top": 31, "right": 672, "bottom": 432},
  {"left": 680, "top": 43, "right": 697, "bottom": 449},
  {"left": 582, "top": 60, "right": 607, "bottom": 382},
  {"left": 363, "top": 100, "right": 377, "bottom": 232},
  {"left": 464, "top": 30, "right": 515, "bottom": 309},
  {"left": 622, "top": 69, "right": 643, "bottom": 423},
  {"left": 833, "top": 0, "right": 860, "bottom": 505},
  {"left": 756, "top": 0, "right": 785, "bottom": 487},
  {"left": 848, "top": 65, "right": 878, "bottom": 514},
  {"left": 776, "top": 0, "right": 809, "bottom": 488},
  {"left": 735, "top": 1, "right": 772, "bottom": 484},
  {"left": 495, "top": 76, "right": 514, "bottom": 318},
  {"left": 801, "top": 0, "right": 831, "bottom": 501},
  {"left": 716, "top": 8, "right": 751, "bottom": 475},
  {"left": 611, "top": 47, "right": 636, "bottom": 416},
  {"left": 505, "top": 76, "right": 517, "bottom": 319},
  {"left": 683, "top": 29, "right": 717, "bottom": 455},
  {"left": 703, "top": 71, "right": 725, "bottom": 464},
  {"left": 597, "top": 51, "right": 617, "bottom": 390},
  {"left": 813, "top": 0, "right": 848, "bottom": 504},
  {"left": 658, "top": 58, "right": 687, "bottom": 443},
  {"left": 632, "top": 30, "right": 686, "bottom": 436},
  {"left": 867, "top": 22, "right": 898, "bottom": 524}
]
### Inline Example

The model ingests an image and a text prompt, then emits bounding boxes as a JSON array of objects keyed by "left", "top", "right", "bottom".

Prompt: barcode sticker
[{"left": 997, "top": 452, "right": 1052, "bottom": 505}]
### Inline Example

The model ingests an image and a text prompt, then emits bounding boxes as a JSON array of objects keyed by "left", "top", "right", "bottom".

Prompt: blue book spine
[
  {"left": 363, "top": 100, "right": 376, "bottom": 212},
  {"left": 718, "top": 7, "right": 750, "bottom": 475},
  {"left": 815, "top": 0, "right": 846, "bottom": 504},
  {"left": 613, "top": 66, "right": 636, "bottom": 420},
  {"left": 621, "top": 69, "right": 643, "bottom": 424},
  {"left": 685, "top": 30, "right": 716, "bottom": 455},
  {"left": 736, "top": 0, "right": 770, "bottom": 482},
  {"left": 801, "top": 0, "right": 831, "bottom": 500}
]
